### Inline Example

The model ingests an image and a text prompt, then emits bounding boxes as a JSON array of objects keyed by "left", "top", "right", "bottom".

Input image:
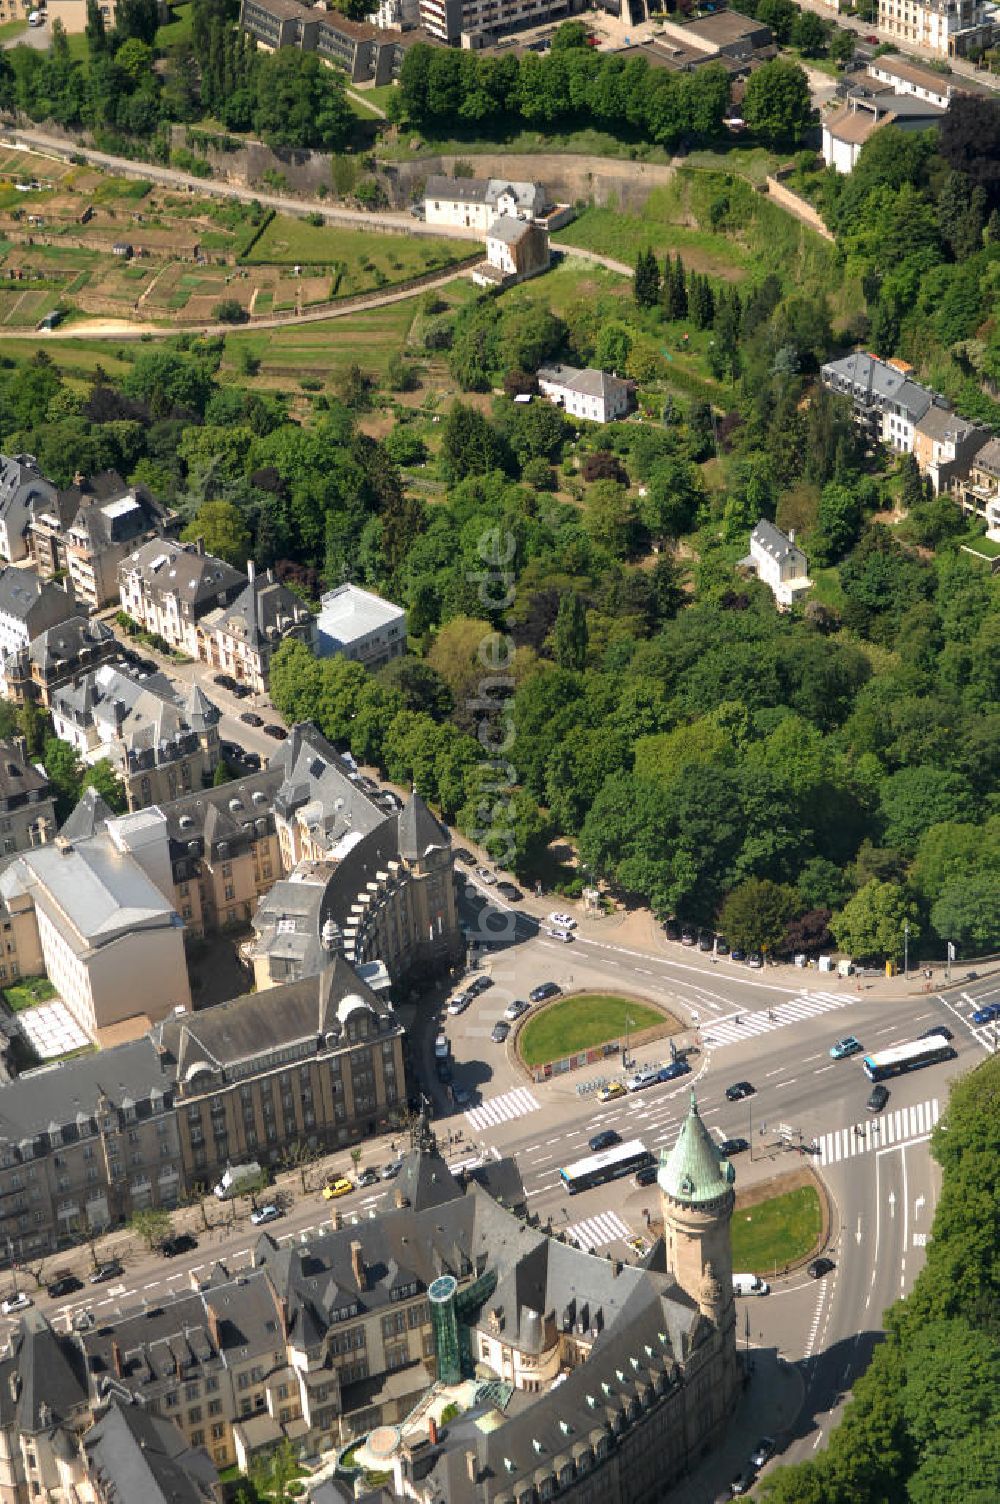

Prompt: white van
[
  {"left": 434, "top": 1033, "right": 450, "bottom": 1060},
  {"left": 733, "top": 1273, "right": 770, "bottom": 1297},
  {"left": 28, "top": 10, "right": 42, "bottom": 23}
]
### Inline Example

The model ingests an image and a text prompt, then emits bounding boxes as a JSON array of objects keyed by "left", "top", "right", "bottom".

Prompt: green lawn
[
  {"left": 3, "top": 977, "right": 57, "bottom": 1012},
  {"left": 730, "top": 1186, "right": 823, "bottom": 1275},
  {"left": 243, "top": 216, "right": 472, "bottom": 290},
  {"left": 518, "top": 994, "right": 665, "bottom": 1068},
  {"left": 155, "top": 0, "right": 192, "bottom": 48},
  {"left": 380, "top": 124, "right": 676, "bottom": 165},
  {"left": 0, "top": 17, "right": 26, "bottom": 40}
]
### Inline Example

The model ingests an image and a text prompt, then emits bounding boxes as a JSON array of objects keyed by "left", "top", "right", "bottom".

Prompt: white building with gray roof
[
  {"left": 744, "top": 520, "right": 813, "bottom": 609},
  {"left": 424, "top": 175, "right": 550, "bottom": 232},
  {"left": 0, "top": 453, "right": 58, "bottom": 564},
  {"left": 315, "top": 582, "right": 407, "bottom": 671},
  {"left": 538, "top": 363, "right": 632, "bottom": 424}
]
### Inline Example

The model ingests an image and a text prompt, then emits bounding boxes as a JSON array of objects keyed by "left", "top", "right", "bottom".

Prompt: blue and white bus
[
  {"left": 862, "top": 1037, "right": 956, "bottom": 1082},
  {"left": 558, "top": 1139, "right": 654, "bottom": 1195}
]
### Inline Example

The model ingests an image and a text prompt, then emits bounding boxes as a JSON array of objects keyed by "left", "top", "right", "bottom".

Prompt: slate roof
[
  {"left": 537, "top": 363, "right": 630, "bottom": 402},
  {"left": 658, "top": 1091, "right": 735, "bottom": 1205},
  {"left": 398, "top": 791, "right": 449, "bottom": 860},
  {"left": 84, "top": 1396, "right": 219, "bottom": 1504},
  {"left": 0, "top": 452, "right": 57, "bottom": 523},
  {"left": 0, "top": 739, "right": 49, "bottom": 804},
  {"left": 8, "top": 1308, "right": 89, "bottom": 1433},
  {"left": 60, "top": 786, "right": 116, "bottom": 842},
  {"left": 973, "top": 437, "right": 1000, "bottom": 477},
  {"left": 205, "top": 569, "right": 311, "bottom": 652},
  {"left": 0, "top": 1034, "right": 167, "bottom": 1148},
  {"left": 914, "top": 406, "right": 983, "bottom": 443},
  {"left": 120, "top": 539, "right": 244, "bottom": 608},
  {"left": 23, "top": 614, "right": 116, "bottom": 673},
  {"left": 0, "top": 567, "right": 74, "bottom": 623},
  {"left": 750, "top": 520, "right": 804, "bottom": 563},
  {"left": 487, "top": 215, "right": 536, "bottom": 246}
]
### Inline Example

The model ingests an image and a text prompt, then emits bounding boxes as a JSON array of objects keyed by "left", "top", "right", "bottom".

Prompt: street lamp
[
  {"left": 903, "top": 920, "right": 910, "bottom": 981},
  {"left": 624, "top": 1015, "right": 634, "bottom": 1072}
]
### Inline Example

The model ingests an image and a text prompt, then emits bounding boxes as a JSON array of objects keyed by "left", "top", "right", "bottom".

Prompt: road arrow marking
[
  {"left": 855, "top": 1217, "right": 862, "bottom": 1245},
  {"left": 888, "top": 1191, "right": 896, "bottom": 1218},
  {"left": 914, "top": 1194, "right": 925, "bottom": 1218}
]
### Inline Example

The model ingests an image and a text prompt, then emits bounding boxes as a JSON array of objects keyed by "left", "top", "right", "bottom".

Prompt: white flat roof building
[{"left": 315, "top": 583, "right": 407, "bottom": 670}]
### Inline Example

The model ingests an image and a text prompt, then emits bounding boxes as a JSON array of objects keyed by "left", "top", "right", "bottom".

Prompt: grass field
[
  {"left": 2, "top": 977, "right": 58, "bottom": 1013},
  {"left": 155, "top": 0, "right": 193, "bottom": 48},
  {"left": 518, "top": 994, "right": 665, "bottom": 1068},
  {"left": 730, "top": 1186, "right": 823, "bottom": 1274},
  {"left": 244, "top": 215, "right": 471, "bottom": 285},
  {"left": 380, "top": 124, "right": 676, "bottom": 165}
]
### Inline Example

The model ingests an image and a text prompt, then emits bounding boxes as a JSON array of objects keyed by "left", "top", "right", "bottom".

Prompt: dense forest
[{"left": 760, "top": 1054, "right": 1000, "bottom": 1503}]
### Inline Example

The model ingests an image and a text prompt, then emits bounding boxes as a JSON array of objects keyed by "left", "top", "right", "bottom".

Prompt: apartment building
[
  {"left": 912, "top": 406, "right": 990, "bottom": 494},
  {"left": 198, "top": 563, "right": 316, "bottom": 694},
  {"left": 877, "top": 0, "right": 995, "bottom": 56},
  {"left": 0, "top": 568, "right": 78, "bottom": 662},
  {"left": 163, "top": 770, "right": 284, "bottom": 936},
  {"left": 0, "top": 1035, "right": 181, "bottom": 1261},
  {"left": 0, "top": 739, "right": 56, "bottom": 856},
  {"left": 865, "top": 52, "right": 965, "bottom": 106},
  {"left": 239, "top": 0, "right": 409, "bottom": 82},
  {"left": 51, "top": 666, "right": 221, "bottom": 812},
  {"left": 0, "top": 615, "right": 118, "bottom": 709},
  {"left": 28, "top": 470, "right": 177, "bottom": 610},
  {"left": 0, "top": 455, "right": 57, "bottom": 565},
  {"left": 315, "top": 583, "right": 407, "bottom": 671},
  {"left": 820, "top": 351, "right": 950, "bottom": 451},
  {"left": 0, "top": 825, "right": 191, "bottom": 1046},
  {"left": 956, "top": 437, "right": 1000, "bottom": 535},
  {"left": 419, "top": 0, "right": 582, "bottom": 47},
  {"left": 118, "top": 539, "right": 245, "bottom": 660}
]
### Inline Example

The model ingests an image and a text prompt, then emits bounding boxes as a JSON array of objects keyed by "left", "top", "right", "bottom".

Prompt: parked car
[
  {"left": 715, "top": 937, "right": 730, "bottom": 955},
  {"left": 807, "top": 1257, "right": 835, "bottom": 1279},
  {"left": 635, "top": 1163, "right": 658, "bottom": 1187},
  {"left": 496, "top": 882, "right": 523, "bottom": 901},
  {"left": 972, "top": 1002, "right": 1000, "bottom": 1025},
  {"left": 663, "top": 919, "right": 681, "bottom": 941},
  {"left": 453, "top": 849, "right": 474, "bottom": 864},
  {"left": 730, "top": 947, "right": 747, "bottom": 962},
  {"left": 0, "top": 1292, "right": 31, "bottom": 1316},
  {"left": 747, "top": 952, "right": 763, "bottom": 969},
  {"left": 658, "top": 1060, "right": 690, "bottom": 1083},
  {"left": 322, "top": 1178, "right": 353, "bottom": 1200},
  {"left": 725, "top": 1081, "right": 755, "bottom": 1102},
  {"left": 680, "top": 927, "right": 697, "bottom": 946},
  {"left": 160, "top": 1233, "right": 197, "bottom": 1258},
  {"left": 599, "top": 1081, "right": 627, "bottom": 1102},
  {"left": 46, "top": 1274, "right": 83, "bottom": 1299},
  {"left": 434, "top": 1033, "right": 450, "bottom": 1060},
  {"left": 504, "top": 999, "right": 530, "bottom": 1022},
  {"left": 866, "top": 1084, "right": 889, "bottom": 1113},
  {"left": 469, "top": 975, "right": 493, "bottom": 995},
  {"left": 231, "top": 683, "right": 252, "bottom": 699},
  {"left": 355, "top": 1168, "right": 380, "bottom": 1189},
  {"left": 214, "top": 673, "right": 235, "bottom": 689},
  {"left": 545, "top": 927, "right": 574, "bottom": 943},
  {"left": 548, "top": 912, "right": 577, "bottom": 930},
  {"left": 626, "top": 1067, "right": 660, "bottom": 1093},
  {"left": 697, "top": 931, "right": 714, "bottom": 952},
  {"left": 919, "top": 1024, "right": 953, "bottom": 1040},
  {"left": 452, "top": 1084, "right": 473, "bottom": 1109},
  {"left": 89, "top": 1260, "right": 123, "bottom": 1284},
  {"left": 381, "top": 1159, "right": 403, "bottom": 1180},
  {"left": 475, "top": 866, "right": 496, "bottom": 884},
  {"left": 447, "top": 992, "right": 471, "bottom": 1015},
  {"left": 829, "top": 1035, "right": 862, "bottom": 1060},
  {"left": 491, "top": 1020, "right": 510, "bottom": 1044},
  {"left": 263, "top": 723, "right": 288, "bottom": 740},
  {"left": 435, "top": 1058, "right": 453, "bottom": 1084},
  {"left": 240, "top": 711, "right": 264, "bottom": 726},
  {"left": 730, "top": 1468, "right": 757, "bottom": 1497},
  {"left": 750, "top": 1438, "right": 776, "bottom": 1469},
  {"left": 250, "top": 1203, "right": 282, "bottom": 1226},
  {"left": 530, "top": 982, "right": 561, "bottom": 1003},
  {"left": 588, "top": 1130, "right": 621, "bottom": 1153},
  {"left": 719, "top": 1137, "right": 749, "bottom": 1156}
]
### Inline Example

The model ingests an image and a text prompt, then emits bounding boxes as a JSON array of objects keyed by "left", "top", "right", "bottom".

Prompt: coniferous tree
[{"left": 672, "top": 253, "right": 688, "bottom": 319}]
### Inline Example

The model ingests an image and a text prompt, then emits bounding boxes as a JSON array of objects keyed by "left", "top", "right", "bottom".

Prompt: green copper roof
[{"left": 658, "top": 1090, "right": 736, "bottom": 1204}]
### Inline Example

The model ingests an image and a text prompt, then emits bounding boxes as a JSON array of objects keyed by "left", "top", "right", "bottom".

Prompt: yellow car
[
  {"left": 598, "top": 1081, "right": 627, "bottom": 1102},
  {"left": 322, "top": 1177, "right": 354, "bottom": 1200}
]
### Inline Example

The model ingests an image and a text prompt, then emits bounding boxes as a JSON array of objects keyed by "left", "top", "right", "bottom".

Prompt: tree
[
  {"left": 552, "top": 591, "right": 588, "bottom": 670},
  {"left": 583, "top": 480, "right": 640, "bottom": 557},
  {"left": 212, "top": 298, "right": 247, "bottom": 325},
  {"left": 634, "top": 247, "right": 661, "bottom": 310},
  {"left": 82, "top": 759, "right": 127, "bottom": 814},
  {"left": 742, "top": 59, "right": 812, "bottom": 146},
  {"left": 131, "top": 1207, "right": 171, "bottom": 1250},
  {"left": 831, "top": 879, "right": 919, "bottom": 963},
  {"left": 878, "top": 766, "right": 975, "bottom": 854},
  {"left": 440, "top": 401, "right": 509, "bottom": 484},
  {"left": 252, "top": 50, "right": 352, "bottom": 151},
  {"left": 182, "top": 500, "right": 252, "bottom": 568},
  {"left": 791, "top": 9, "right": 827, "bottom": 55},
  {"left": 828, "top": 26, "right": 856, "bottom": 65},
  {"left": 718, "top": 878, "right": 798, "bottom": 954}
]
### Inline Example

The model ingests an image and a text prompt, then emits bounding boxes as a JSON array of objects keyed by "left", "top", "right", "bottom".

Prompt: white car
[
  {"left": 250, "top": 1203, "right": 281, "bottom": 1226},
  {"left": 548, "top": 912, "right": 577, "bottom": 930},
  {"left": 626, "top": 1067, "right": 660, "bottom": 1093},
  {"left": 447, "top": 992, "right": 471, "bottom": 1016},
  {"left": 1, "top": 1292, "right": 31, "bottom": 1316},
  {"left": 475, "top": 867, "right": 496, "bottom": 884},
  {"left": 545, "top": 927, "right": 574, "bottom": 944}
]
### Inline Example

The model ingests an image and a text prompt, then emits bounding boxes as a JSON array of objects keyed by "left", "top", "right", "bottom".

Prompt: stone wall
[
  {"left": 764, "top": 175, "right": 834, "bottom": 242},
  {"left": 380, "top": 153, "right": 677, "bottom": 213}
]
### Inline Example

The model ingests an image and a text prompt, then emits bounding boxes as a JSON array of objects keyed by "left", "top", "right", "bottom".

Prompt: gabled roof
[
  {"left": 10, "top": 1308, "right": 89, "bottom": 1433},
  {"left": 750, "top": 520, "right": 804, "bottom": 563},
  {"left": 59, "top": 785, "right": 114, "bottom": 842},
  {"left": 120, "top": 539, "right": 244, "bottom": 607},
  {"left": 84, "top": 1395, "right": 219, "bottom": 1504},
  {"left": 206, "top": 569, "right": 311, "bottom": 652},
  {"left": 537, "top": 363, "right": 629, "bottom": 402},
  {"left": 0, "top": 567, "right": 74, "bottom": 624}
]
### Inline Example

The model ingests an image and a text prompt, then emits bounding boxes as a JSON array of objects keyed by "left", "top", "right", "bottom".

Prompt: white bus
[
  {"left": 862, "top": 1037, "right": 956, "bottom": 1082},
  {"left": 558, "top": 1138, "right": 653, "bottom": 1195}
]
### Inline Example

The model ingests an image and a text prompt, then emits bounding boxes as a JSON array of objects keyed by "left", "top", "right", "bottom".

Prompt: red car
[{"left": 865, "top": 32, "right": 878, "bottom": 41}]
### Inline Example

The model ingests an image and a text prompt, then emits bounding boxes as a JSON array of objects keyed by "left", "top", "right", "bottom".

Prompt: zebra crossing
[
  {"left": 704, "top": 990, "right": 855, "bottom": 1049},
  {"left": 464, "top": 1086, "right": 541, "bottom": 1133},
  {"left": 564, "top": 1209, "right": 631, "bottom": 1252},
  {"left": 817, "top": 1097, "right": 939, "bottom": 1166}
]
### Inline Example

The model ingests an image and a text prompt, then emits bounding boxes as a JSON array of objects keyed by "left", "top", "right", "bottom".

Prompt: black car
[
  {"left": 231, "top": 683, "right": 252, "bottom": 699},
  {"left": 46, "top": 1274, "right": 83, "bottom": 1299},
  {"left": 214, "top": 673, "right": 236, "bottom": 689},
  {"left": 263, "top": 724, "right": 288, "bottom": 740},
  {"left": 730, "top": 947, "right": 747, "bottom": 962},
  {"left": 89, "top": 1260, "right": 123, "bottom": 1284},
  {"left": 491, "top": 1021, "right": 510, "bottom": 1044},
  {"left": 469, "top": 975, "right": 493, "bottom": 995},
  {"left": 867, "top": 1084, "right": 889, "bottom": 1113},
  {"left": 161, "top": 1233, "right": 197, "bottom": 1259},
  {"left": 240, "top": 711, "right": 264, "bottom": 727},
  {"left": 242, "top": 751, "right": 261, "bottom": 770},
  {"left": 529, "top": 982, "right": 561, "bottom": 1003},
  {"left": 919, "top": 1024, "right": 954, "bottom": 1041},
  {"left": 719, "top": 1137, "right": 749, "bottom": 1156},
  {"left": 663, "top": 919, "right": 681, "bottom": 942},
  {"left": 452, "top": 1084, "right": 473, "bottom": 1109},
  {"left": 634, "top": 1163, "right": 658, "bottom": 1187},
  {"left": 588, "top": 1129, "right": 621, "bottom": 1153},
  {"left": 730, "top": 1469, "right": 756, "bottom": 1497},
  {"left": 496, "top": 882, "right": 523, "bottom": 901},
  {"left": 750, "top": 1438, "right": 776, "bottom": 1469},
  {"left": 807, "top": 1257, "right": 835, "bottom": 1279},
  {"left": 435, "top": 1058, "right": 453, "bottom": 1084},
  {"left": 715, "top": 937, "right": 730, "bottom": 956},
  {"left": 355, "top": 1169, "right": 380, "bottom": 1189},
  {"left": 725, "top": 1081, "right": 755, "bottom": 1102},
  {"left": 697, "top": 931, "right": 714, "bottom": 952},
  {"left": 453, "top": 849, "right": 474, "bottom": 865}
]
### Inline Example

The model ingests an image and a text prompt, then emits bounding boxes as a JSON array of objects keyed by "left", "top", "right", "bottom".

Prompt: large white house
[
  {"left": 315, "top": 582, "right": 407, "bottom": 669},
  {"left": 423, "top": 175, "right": 549, "bottom": 231},
  {"left": 537, "top": 363, "right": 632, "bottom": 424},
  {"left": 744, "top": 521, "right": 813, "bottom": 609}
]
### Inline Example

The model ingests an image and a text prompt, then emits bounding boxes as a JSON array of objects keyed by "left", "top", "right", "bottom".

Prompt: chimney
[
  {"left": 612, "top": 1260, "right": 622, "bottom": 1278},
  {"left": 350, "top": 1240, "right": 365, "bottom": 1292},
  {"left": 194, "top": 536, "right": 206, "bottom": 556},
  {"left": 111, "top": 1340, "right": 123, "bottom": 1378},
  {"left": 465, "top": 1450, "right": 478, "bottom": 1485},
  {"left": 428, "top": 1417, "right": 438, "bottom": 1446},
  {"left": 247, "top": 559, "right": 255, "bottom": 584},
  {"left": 788, "top": 528, "right": 795, "bottom": 544}
]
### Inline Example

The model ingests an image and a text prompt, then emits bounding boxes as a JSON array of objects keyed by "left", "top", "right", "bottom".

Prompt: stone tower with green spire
[{"left": 658, "top": 1090, "right": 737, "bottom": 1341}]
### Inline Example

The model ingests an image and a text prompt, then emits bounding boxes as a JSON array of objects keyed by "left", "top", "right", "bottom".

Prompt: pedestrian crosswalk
[
  {"left": 704, "top": 990, "right": 855, "bottom": 1049},
  {"left": 817, "top": 1098, "right": 939, "bottom": 1166},
  {"left": 564, "top": 1209, "right": 631, "bottom": 1252},
  {"left": 465, "top": 1086, "right": 541, "bottom": 1132}
]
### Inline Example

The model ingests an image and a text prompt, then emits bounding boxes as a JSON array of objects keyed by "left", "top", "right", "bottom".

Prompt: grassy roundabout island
[
  {"left": 730, "top": 1184, "right": 823, "bottom": 1274},
  {"left": 517, "top": 993, "right": 671, "bottom": 1069}
]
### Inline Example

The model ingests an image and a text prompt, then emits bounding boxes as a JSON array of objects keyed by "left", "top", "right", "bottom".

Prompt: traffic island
[
  {"left": 730, "top": 1167, "right": 829, "bottom": 1280},
  {"left": 515, "top": 991, "right": 683, "bottom": 1077}
]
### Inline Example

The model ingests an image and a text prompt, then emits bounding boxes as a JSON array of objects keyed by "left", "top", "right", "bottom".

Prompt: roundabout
[{"left": 515, "top": 991, "right": 680, "bottom": 1069}]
